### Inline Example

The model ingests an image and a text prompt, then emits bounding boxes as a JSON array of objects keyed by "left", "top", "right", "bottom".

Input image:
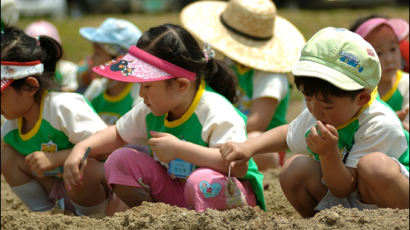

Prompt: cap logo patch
[
  {"left": 366, "top": 49, "right": 375, "bottom": 57},
  {"left": 339, "top": 51, "right": 364, "bottom": 73}
]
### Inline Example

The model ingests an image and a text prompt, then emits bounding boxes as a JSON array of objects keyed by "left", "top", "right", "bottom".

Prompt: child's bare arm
[
  {"left": 63, "top": 125, "right": 127, "bottom": 189},
  {"left": 307, "top": 121, "right": 357, "bottom": 196},
  {"left": 220, "top": 124, "right": 289, "bottom": 166},
  {"left": 25, "top": 149, "right": 71, "bottom": 176},
  {"left": 149, "top": 131, "right": 248, "bottom": 177}
]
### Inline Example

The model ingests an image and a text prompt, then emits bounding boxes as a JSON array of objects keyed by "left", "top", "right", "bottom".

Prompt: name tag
[
  {"left": 41, "top": 140, "right": 63, "bottom": 178},
  {"left": 168, "top": 159, "right": 195, "bottom": 179}
]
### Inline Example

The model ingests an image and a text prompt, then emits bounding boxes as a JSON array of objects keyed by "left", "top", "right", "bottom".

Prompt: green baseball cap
[{"left": 292, "top": 27, "right": 381, "bottom": 90}]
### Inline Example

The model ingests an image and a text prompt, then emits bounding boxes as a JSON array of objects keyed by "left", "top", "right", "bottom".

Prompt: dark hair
[
  {"left": 294, "top": 76, "right": 363, "bottom": 101},
  {"left": 349, "top": 14, "right": 388, "bottom": 32},
  {"left": 1, "top": 26, "right": 62, "bottom": 101},
  {"left": 136, "top": 24, "right": 238, "bottom": 104}
]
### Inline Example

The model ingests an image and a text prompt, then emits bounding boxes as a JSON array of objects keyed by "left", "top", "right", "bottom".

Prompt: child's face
[
  {"left": 365, "top": 25, "right": 401, "bottom": 80},
  {"left": 1, "top": 85, "right": 36, "bottom": 120},
  {"left": 139, "top": 80, "right": 181, "bottom": 117},
  {"left": 304, "top": 92, "right": 363, "bottom": 128},
  {"left": 91, "top": 43, "right": 113, "bottom": 67}
]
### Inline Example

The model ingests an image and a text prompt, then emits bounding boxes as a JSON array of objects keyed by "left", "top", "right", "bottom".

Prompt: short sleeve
[
  {"left": 252, "top": 70, "right": 289, "bottom": 101},
  {"left": 344, "top": 111, "right": 408, "bottom": 168},
  {"left": 286, "top": 108, "right": 315, "bottom": 154},
  {"left": 57, "top": 60, "right": 79, "bottom": 91},
  {"left": 48, "top": 92, "right": 107, "bottom": 144},
  {"left": 398, "top": 72, "right": 409, "bottom": 122},
  {"left": 83, "top": 78, "right": 107, "bottom": 101},
  {"left": 196, "top": 92, "right": 247, "bottom": 148},
  {"left": 115, "top": 102, "right": 149, "bottom": 145}
]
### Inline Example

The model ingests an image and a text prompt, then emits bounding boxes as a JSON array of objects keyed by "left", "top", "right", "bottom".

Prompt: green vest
[
  {"left": 144, "top": 81, "right": 266, "bottom": 210},
  {"left": 91, "top": 83, "right": 135, "bottom": 124},
  {"left": 305, "top": 93, "right": 409, "bottom": 171},
  {"left": 232, "top": 65, "right": 290, "bottom": 130},
  {"left": 382, "top": 70, "right": 404, "bottom": 111}
]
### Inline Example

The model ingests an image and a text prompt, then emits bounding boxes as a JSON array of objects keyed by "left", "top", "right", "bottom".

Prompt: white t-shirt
[
  {"left": 287, "top": 98, "right": 408, "bottom": 168},
  {"left": 116, "top": 83, "right": 247, "bottom": 149}
]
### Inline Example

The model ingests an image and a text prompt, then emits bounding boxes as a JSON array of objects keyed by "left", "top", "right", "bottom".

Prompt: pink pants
[{"left": 105, "top": 147, "right": 256, "bottom": 211}]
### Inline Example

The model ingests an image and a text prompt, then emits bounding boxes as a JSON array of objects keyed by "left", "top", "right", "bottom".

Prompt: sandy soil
[{"left": 1, "top": 168, "right": 409, "bottom": 230}]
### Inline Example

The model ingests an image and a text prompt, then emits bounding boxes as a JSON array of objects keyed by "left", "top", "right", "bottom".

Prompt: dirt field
[{"left": 2, "top": 168, "right": 409, "bottom": 230}]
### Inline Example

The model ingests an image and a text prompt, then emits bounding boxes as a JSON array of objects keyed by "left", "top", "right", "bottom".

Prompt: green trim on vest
[
  {"left": 3, "top": 119, "right": 73, "bottom": 156},
  {"left": 143, "top": 81, "right": 266, "bottom": 210},
  {"left": 232, "top": 64, "right": 290, "bottom": 130},
  {"left": 91, "top": 84, "right": 134, "bottom": 124},
  {"left": 385, "top": 90, "right": 403, "bottom": 111},
  {"left": 398, "top": 130, "right": 409, "bottom": 171},
  {"left": 382, "top": 70, "right": 404, "bottom": 111},
  {"left": 305, "top": 119, "right": 359, "bottom": 162}
]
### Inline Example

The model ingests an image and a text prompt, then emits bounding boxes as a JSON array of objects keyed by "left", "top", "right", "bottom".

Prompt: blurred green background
[
  {"left": 14, "top": 6, "right": 409, "bottom": 119},
  {"left": 15, "top": 7, "right": 409, "bottom": 63}
]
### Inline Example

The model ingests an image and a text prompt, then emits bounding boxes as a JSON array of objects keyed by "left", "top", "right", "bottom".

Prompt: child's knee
[
  {"left": 1, "top": 145, "right": 24, "bottom": 174},
  {"left": 357, "top": 152, "right": 400, "bottom": 185},
  {"left": 82, "top": 158, "right": 104, "bottom": 182},
  {"left": 185, "top": 168, "right": 216, "bottom": 196},
  {"left": 279, "top": 154, "right": 317, "bottom": 184},
  {"left": 185, "top": 168, "right": 223, "bottom": 211},
  {"left": 105, "top": 147, "right": 135, "bottom": 167},
  {"left": 184, "top": 168, "right": 250, "bottom": 211}
]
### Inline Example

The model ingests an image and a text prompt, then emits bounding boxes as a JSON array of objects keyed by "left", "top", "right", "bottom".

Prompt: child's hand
[
  {"left": 63, "top": 147, "right": 87, "bottom": 190},
  {"left": 148, "top": 131, "right": 181, "bottom": 163},
  {"left": 306, "top": 121, "right": 339, "bottom": 157},
  {"left": 396, "top": 107, "right": 409, "bottom": 121},
  {"left": 402, "top": 121, "right": 409, "bottom": 132},
  {"left": 219, "top": 141, "right": 252, "bottom": 167},
  {"left": 25, "top": 151, "right": 56, "bottom": 177}
]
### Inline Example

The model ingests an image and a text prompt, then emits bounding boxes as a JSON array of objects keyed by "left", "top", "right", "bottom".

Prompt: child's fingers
[
  {"left": 325, "top": 124, "right": 338, "bottom": 138},
  {"left": 79, "top": 159, "right": 87, "bottom": 177},
  {"left": 25, "top": 155, "right": 39, "bottom": 176},
  {"left": 149, "top": 130, "right": 166, "bottom": 137},
  {"left": 147, "top": 138, "right": 157, "bottom": 147},
  {"left": 64, "top": 165, "right": 81, "bottom": 190},
  {"left": 220, "top": 142, "right": 240, "bottom": 162},
  {"left": 309, "top": 125, "right": 319, "bottom": 138},
  {"left": 316, "top": 121, "right": 332, "bottom": 138},
  {"left": 219, "top": 143, "right": 232, "bottom": 160}
]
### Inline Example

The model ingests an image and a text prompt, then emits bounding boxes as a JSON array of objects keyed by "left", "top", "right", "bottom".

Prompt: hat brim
[
  {"left": 93, "top": 54, "right": 174, "bottom": 83},
  {"left": 386, "top": 18, "right": 409, "bottom": 41},
  {"left": 180, "top": 1, "right": 305, "bottom": 72},
  {"left": 357, "top": 18, "right": 409, "bottom": 42},
  {"left": 1, "top": 79, "right": 14, "bottom": 93},
  {"left": 92, "top": 46, "right": 196, "bottom": 83},
  {"left": 292, "top": 60, "right": 365, "bottom": 91}
]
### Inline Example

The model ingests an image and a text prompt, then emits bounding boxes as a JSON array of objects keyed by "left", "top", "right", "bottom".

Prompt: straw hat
[{"left": 180, "top": 0, "right": 305, "bottom": 73}]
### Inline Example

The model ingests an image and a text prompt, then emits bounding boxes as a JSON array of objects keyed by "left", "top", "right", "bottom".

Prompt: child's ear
[
  {"left": 356, "top": 90, "right": 371, "bottom": 106},
  {"left": 174, "top": 78, "right": 191, "bottom": 94},
  {"left": 24, "top": 76, "right": 40, "bottom": 96}
]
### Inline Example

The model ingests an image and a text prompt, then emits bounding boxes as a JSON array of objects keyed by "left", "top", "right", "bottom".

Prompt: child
[
  {"left": 350, "top": 14, "right": 409, "bottom": 72},
  {"left": 1, "top": 26, "right": 109, "bottom": 216},
  {"left": 63, "top": 24, "right": 266, "bottom": 212},
  {"left": 351, "top": 15, "right": 409, "bottom": 131},
  {"left": 180, "top": 0, "right": 306, "bottom": 170},
  {"left": 220, "top": 27, "right": 409, "bottom": 217},
  {"left": 25, "top": 20, "right": 79, "bottom": 92},
  {"left": 78, "top": 17, "right": 142, "bottom": 124}
]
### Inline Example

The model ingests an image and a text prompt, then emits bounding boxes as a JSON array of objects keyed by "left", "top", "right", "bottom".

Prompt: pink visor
[
  {"left": 92, "top": 46, "right": 196, "bottom": 82},
  {"left": 355, "top": 18, "right": 409, "bottom": 42}
]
